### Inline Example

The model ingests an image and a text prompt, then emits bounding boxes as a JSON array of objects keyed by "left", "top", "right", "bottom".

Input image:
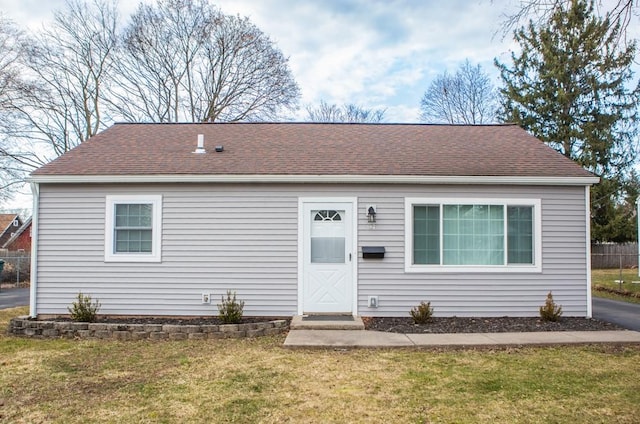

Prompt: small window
[
  {"left": 105, "top": 195, "right": 162, "bottom": 262},
  {"left": 114, "top": 204, "right": 153, "bottom": 253}
]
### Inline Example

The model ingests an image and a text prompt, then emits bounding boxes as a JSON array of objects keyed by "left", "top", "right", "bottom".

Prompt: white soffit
[{"left": 28, "top": 174, "right": 600, "bottom": 186}]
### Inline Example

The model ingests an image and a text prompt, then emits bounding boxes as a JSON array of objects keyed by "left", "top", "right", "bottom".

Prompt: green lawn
[
  {"left": 592, "top": 269, "right": 640, "bottom": 304},
  {"left": 2, "top": 306, "right": 640, "bottom": 423}
]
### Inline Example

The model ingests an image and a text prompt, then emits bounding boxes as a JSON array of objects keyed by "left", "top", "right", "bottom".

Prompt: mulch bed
[
  {"left": 48, "top": 316, "right": 622, "bottom": 333},
  {"left": 362, "top": 316, "right": 623, "bottom": 333}
]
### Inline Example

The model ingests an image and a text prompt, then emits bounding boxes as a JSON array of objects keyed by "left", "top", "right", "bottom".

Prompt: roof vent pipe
[{"left": 193, "top": 134, "right": 206, "bottom": 154}]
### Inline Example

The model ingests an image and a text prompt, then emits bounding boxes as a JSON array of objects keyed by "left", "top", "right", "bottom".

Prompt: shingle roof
[
  {"left": 32, "top": 122, "right": 594, "bottom": 179},
  {"left": 0, "top": 214, "right": 18, "bottom": 235},
  {"left": 2, "top": 216, "right": 31, "bottom": 249}
]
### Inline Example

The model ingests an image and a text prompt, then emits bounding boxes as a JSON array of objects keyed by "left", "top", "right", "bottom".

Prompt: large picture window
[
  {"left": 105, "top": 195, "right": 162, "bottom": 262},
  {"left": 406, "top": 198, "right": 541, "bottom": 273}
]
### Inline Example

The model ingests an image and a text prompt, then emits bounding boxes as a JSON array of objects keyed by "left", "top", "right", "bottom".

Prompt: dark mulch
[
  {"left": 47, "top": 316, "right": 622, "bottom": 333},
  {"left": 363, "top": 316, "right": 623, "bottom": 333},
  {"left": 49, "top": 316, "right": 290, "bottom": 326}
]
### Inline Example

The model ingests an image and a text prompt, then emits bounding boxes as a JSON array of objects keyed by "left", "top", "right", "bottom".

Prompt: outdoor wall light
[{"left": 367, "top": 205, "right": 377, "bottom": 223}]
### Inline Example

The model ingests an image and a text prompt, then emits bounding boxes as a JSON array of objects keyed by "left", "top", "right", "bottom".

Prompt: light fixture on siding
[
  {"left": 193, "top": 134, "right": 206, "bottom": 154},
  {"left": 367, "top": 205, "right": 377, "bottom": 223}
]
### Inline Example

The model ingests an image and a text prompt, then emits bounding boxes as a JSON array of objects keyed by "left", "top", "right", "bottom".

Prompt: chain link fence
[{"left": 0, "top": 252, "right": 31, "bottom": 289}]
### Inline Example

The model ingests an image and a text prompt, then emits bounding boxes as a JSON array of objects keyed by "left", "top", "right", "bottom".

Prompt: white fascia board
[{"left": 28, "top": 174, "right": 600, "bottom": 186}]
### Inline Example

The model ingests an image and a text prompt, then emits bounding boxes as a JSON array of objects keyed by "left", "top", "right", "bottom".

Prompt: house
[
  {"left": 3, "top": 217, "right": 32, "bottom": 252},
  {"left": 28, "top": 123, "right": 598, "bottom": 319},
  {"left": 0, "top": 213, "right": 22, "bottom": 248}
]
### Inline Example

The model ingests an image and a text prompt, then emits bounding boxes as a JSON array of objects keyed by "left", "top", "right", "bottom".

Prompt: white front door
[{"left": 301, "top": 200, "right": 354, "bottom": 314}]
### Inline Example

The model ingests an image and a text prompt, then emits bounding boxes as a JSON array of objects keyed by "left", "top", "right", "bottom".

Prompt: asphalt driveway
[
  {"left": 0, "top": 287, "right": 29, "bottom": 309},
  {"left": 592, "top": 297, "right": 640, "bottom": 331}
]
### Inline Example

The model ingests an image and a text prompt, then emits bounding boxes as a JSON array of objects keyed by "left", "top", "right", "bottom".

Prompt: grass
[
  {"left": 592, "top": 268, "right": 640, "bottom": 304},
  {"left": 2, "top": 307, "right": 640, "bottom": 423}
]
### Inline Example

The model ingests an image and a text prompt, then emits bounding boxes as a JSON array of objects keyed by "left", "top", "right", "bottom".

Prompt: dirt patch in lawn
[{"left": 363, "top": 316, "right": 623, "bottom": 333}]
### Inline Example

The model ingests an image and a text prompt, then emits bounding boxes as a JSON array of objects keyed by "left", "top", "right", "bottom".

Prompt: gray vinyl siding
[{"left": 35, "top": 183, "right": 589, "bottom": 317}]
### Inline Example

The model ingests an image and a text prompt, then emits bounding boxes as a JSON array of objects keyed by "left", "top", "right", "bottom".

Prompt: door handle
[{"left": 349, "top": 253, "right": 352, "bottom": 261}]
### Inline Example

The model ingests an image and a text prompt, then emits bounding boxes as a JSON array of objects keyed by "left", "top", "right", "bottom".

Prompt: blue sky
[
  {"left": 213, "top": 0, "right": 519, "bottom": 121},
  {"left": 0, "top": 0, "right": 520, "bottom": 122}
]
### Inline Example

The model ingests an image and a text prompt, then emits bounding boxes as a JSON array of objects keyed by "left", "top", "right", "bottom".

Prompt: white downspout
[
  {"left": 29, "top": 182, "right": 39, "bottom": 318},
  {"left": 585, "top": 185, "right": 592, "bottom": 318}
]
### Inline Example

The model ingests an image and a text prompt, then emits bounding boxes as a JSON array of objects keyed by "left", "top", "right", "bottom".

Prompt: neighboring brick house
[
  {"left": 3, "top": 217, "right": 32, "bottom": 252},
  {"left": 0, "top": 214, "right": 22, "bottom": 248}
]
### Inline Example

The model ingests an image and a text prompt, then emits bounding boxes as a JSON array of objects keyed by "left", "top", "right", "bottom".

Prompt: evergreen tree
[
  {"left": 591, "top": 174, "right": 639, "bottom": 242},
  {"left": 496, "top": 0, "right": 640, "bottom": 242}
]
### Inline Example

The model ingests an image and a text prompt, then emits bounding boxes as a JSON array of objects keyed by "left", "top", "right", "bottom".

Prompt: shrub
[
  {"left": 218, "top": 290, "right": 245, "bottom": 324},
  {"left": 67, "top": 292, "right": 101, "bottom": 322},
  {"left": 410, "top": 301, "right": 434, "bottom": 324},
  {"left": 539, "top": 291, "right": 563, "bottom": 322}
]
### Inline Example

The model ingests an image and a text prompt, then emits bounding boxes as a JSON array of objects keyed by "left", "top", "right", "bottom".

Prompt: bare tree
[
  {"left": 306, "top": 100, "right": 386, "bottom": 123},
  {"left": 9, "top": 0, "right": 118, "bottom": 156},
  {"left": 419, "top": 60, "right": 497, "bottom": 124},
  {"left": 112, "top": 0, "right": 300, "bottom": 122},
  {"left": 196, "top": 14, "right": 300, "bottom": 122},
  {"left": 497, "top": 0, "right": 638, "bottom": 43},
  {"left": 0, "top": 16, "right": 40, "bottom": 202},
  {"left": 112, "top": 0, "right": 213, "bottom": 122},
  {"left": 0, "top": 0, "right": 118, "bottom": 205},
  {"left": 0, "top": 16, "right": 24, "bottom": 110}
]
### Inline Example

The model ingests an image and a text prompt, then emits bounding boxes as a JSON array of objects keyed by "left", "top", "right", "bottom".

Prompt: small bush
[
  {"left": 218, "top": 290, "right": 245, "bottom": 324},
  {"left": 410, "top": 301, "right": 434, "bottom": 324},
  {"left": 67, "top": 292, "right": 101, "bottom": 322},
  {"left": 539, "top": 291, "right": 562, "bottom": 322}
]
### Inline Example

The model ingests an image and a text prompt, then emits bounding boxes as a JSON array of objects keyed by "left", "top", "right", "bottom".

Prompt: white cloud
[
  {"left": 1, "top": 0, "right": 514, "bottom": 123},
  {"left": 211, "top": 0, "right": 512, "bottom": 121}
]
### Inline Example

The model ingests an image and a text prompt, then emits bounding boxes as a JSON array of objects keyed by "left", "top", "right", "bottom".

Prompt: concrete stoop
[{"left": 290, "top": 315, "right": 365, "bottom": 330}]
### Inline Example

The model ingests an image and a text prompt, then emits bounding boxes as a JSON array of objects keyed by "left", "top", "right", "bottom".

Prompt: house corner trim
[{"left": 29, "top": 182, "right": 39, "bottom": 318}]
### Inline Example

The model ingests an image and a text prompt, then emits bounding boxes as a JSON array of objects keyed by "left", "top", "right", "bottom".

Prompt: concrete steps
[{"left": 290, "top": 315, "right": 365, "bottom": 330}]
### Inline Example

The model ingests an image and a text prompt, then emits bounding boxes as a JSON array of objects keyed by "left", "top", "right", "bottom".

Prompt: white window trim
[
  {"left": 105, "top": 195, "right": 162, "bottom": 263},
  {"left": 405, "top": 197, "right": 542, "bottom": 273}
]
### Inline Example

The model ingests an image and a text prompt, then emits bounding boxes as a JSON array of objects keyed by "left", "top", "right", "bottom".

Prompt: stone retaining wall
[{"left": 8, "top": 316, "right": 289, "bottom": 340}]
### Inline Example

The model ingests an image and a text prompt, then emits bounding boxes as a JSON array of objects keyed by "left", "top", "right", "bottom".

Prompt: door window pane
[
  {"left": 311, "top": 210, "right": 345, "bottom": 263},
  {"left": 311, "top": 237, "right": 345, "bottom": 263}
]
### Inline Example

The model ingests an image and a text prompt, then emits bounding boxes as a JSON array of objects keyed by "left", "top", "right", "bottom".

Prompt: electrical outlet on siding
[{"left": 201, "top": 293, "right": 211, "bottom": 304}]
